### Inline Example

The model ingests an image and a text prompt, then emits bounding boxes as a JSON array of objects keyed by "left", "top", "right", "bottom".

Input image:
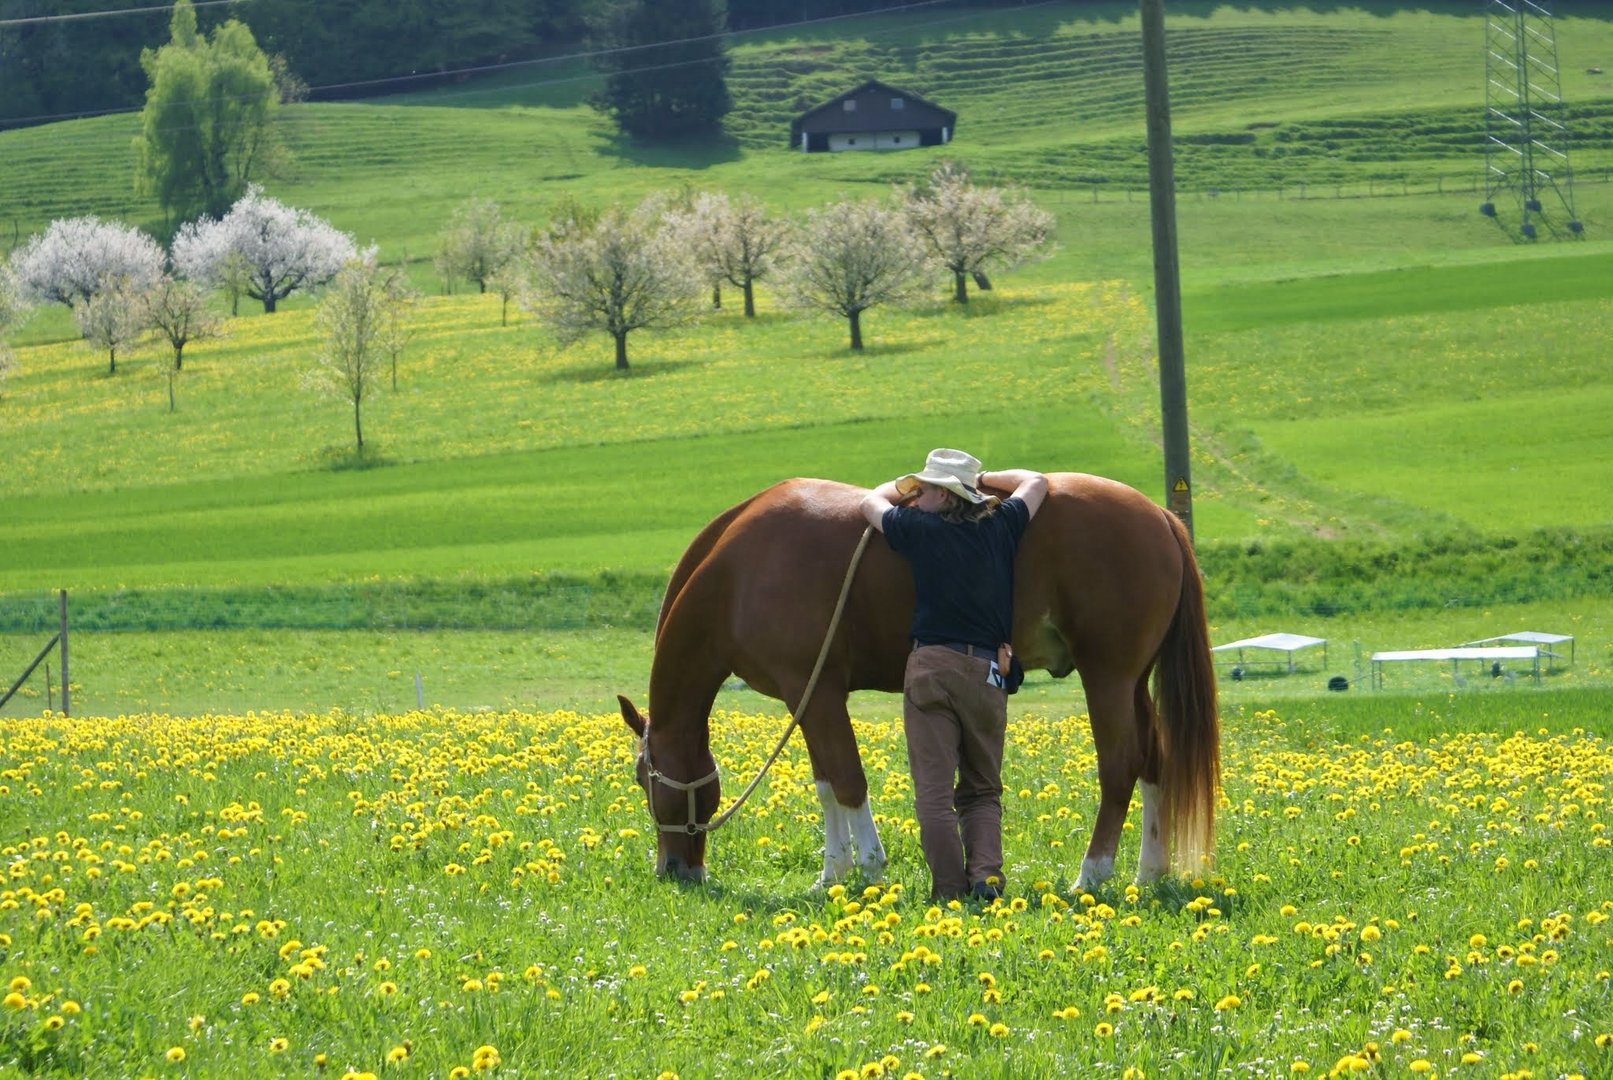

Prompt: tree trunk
[
  {"left": 848, "top": 309, "right": 863, "bottom": 351},
  {"left": 953, "top": 269, "right": 969, "bottom": 303},
  {"left": 108, "top": 347, "right": 116, "bottom": 375},
  {"left": 743, "top": 279, "right": 755, "bottom": 318},
  {"left": 712, "top": 283, "right": 722, "bottom": 310},
  {"left": 174, "top": 343, "right": 185, "bottom": 372},
  {"left": 614, "top": 331, "right": 630, "bottom": 371},
  {"left": 263, "top": 293, "right": 277, "bottom": 314},
  {"left": 972, "top": 270, "right": 993, "bottom": 291},
  {"left": 168, "top": 373, "right": 176, "bottom": 414},
  {"left": 354, "top": 398, "right": 364, "bottom": 454},
  {"left": 500, "top": 295, "right": 509, "bottom": 327},
  {"left": 478, "top": 279, "right": 487, "bottom": 294}
]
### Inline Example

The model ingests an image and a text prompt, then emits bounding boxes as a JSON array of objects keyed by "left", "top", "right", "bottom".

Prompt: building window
[
  {"left": 892, "top": 136, "right": 902, "bottom": 143},
  {"left": 891, "top": 97, "right": 904, "bottom": 109},
  {"left": 847, "top": 137, "right": 857, "bottom": 145},
  {"left": 843, "top": 99, "right": 857, "bottom": 112}
]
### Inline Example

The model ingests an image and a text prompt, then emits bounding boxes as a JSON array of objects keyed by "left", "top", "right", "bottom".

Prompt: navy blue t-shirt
[{"left": 881, "top": 497, "right": 1030, "bottom": 651}]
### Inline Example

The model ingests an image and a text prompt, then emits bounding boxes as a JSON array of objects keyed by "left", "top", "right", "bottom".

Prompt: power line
[
  {"left": 0, "top": 0, "right": 238, "bottom": 28},
  {"left": 0, "top": 0, "right": 976, "bottom": 126}
]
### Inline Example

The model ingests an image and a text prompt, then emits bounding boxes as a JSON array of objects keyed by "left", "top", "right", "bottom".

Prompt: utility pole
[{"left": 1140, "top": 0, "right": 1194, "bottom": 539}]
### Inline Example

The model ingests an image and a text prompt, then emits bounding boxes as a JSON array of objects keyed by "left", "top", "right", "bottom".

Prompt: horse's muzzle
[{"left": 658, "top": 852, "right": 707, "bottom": 883}]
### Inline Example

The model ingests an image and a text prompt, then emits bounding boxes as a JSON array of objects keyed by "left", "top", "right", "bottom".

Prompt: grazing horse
[{"left": 617, "top": 473, "right": 1219, "bottom": 890}]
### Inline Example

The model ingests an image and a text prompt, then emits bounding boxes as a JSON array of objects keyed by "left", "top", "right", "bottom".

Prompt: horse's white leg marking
[
  {"left": 1135, "top": 780, "right": 1168, "bottom": 884},
  {"left": 846, "top": 800, "right": 886, "bottom": 882},
  {"left": 814, "top": 781, "right": 854, "bottom": 888},
  {"left": 1074, "top": 854, "right": 1115, "bottom": 892}
]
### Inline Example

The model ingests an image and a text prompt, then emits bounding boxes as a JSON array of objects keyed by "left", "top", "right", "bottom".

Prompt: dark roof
[{"left": 792, "top": 79, "right": 957, "bottom": 137}]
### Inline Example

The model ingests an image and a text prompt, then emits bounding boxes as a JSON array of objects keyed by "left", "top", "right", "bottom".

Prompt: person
[{"left": 861, "top": 448, "right": 1047, "bottom": 902}]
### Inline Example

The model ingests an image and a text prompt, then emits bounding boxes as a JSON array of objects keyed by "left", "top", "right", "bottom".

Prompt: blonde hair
[{"left": 937, "top": 491, "right": 998, "bottom": 523}]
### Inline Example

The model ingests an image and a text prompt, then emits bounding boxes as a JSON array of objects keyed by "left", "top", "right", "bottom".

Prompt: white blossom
[
  {"left": 172, "top": 185, "right": 355, "bottom": 313},
  {"left": 667, "top": 191, "right": 789, "bottom": 318},
  {"left": 521, "top": 197, "right": 702, "bottom": 372},
  {"left": 74, "top": 276, "right": 150, "bottom": 375},
  {"left": 903, "top": 162, "right": 1055, "bottom": 303},
  {"left": 7, "top": 216, "right": 163, "bottom": 308},
  {"left": 781, "top": 197, "right": 927, "bottom": 351}
]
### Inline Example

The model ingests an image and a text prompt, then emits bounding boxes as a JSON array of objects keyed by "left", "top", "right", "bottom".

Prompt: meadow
[
  {"left": 3, "top": 6, "right": 1613, "bottom": 1076},
  {"left": 3, "top": 699, "right": 1612, "bottom": 1077}
]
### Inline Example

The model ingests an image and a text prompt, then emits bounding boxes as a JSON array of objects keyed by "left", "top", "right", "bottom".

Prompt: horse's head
[{"left": 618, "top": 695, "right": 718, "bottom": 883}]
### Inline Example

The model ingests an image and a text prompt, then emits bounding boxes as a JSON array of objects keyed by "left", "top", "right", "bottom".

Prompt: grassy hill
[{"left": 2, "top": 1, "right": 1611, "bottom": 713}]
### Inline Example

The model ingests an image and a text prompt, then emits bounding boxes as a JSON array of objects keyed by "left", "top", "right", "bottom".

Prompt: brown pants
[{"left": 902, "top": 645, "right": 1007, "bottom": 900}]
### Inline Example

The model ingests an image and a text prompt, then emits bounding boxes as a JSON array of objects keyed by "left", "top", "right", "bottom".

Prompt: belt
[{"left": 914, "top": 640, "right": 994, "bottom": 659}]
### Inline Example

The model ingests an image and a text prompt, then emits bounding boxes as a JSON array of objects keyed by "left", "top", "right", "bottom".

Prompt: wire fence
[{"left": 1027, "top": 167, "right": 1613, "bottom": 206}]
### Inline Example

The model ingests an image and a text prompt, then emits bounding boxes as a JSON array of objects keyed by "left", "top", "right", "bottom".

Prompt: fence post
[{"left": 59, "top": 590, "right": 69, "bottom": 718}]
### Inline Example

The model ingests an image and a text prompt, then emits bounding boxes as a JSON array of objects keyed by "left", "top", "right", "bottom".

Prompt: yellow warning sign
[{"left": 1172, "top": 477, "right": 1189, "bottom": 494}]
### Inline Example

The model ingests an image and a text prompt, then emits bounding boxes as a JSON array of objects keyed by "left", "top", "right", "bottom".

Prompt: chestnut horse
[{"left": 617, "top": 473, "right": 1219, "bottom": 890}]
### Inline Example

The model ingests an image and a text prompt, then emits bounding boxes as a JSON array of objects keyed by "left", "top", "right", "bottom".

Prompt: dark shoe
[{"left": 969, "top": 881, "right": 1002, "bottom": 902}]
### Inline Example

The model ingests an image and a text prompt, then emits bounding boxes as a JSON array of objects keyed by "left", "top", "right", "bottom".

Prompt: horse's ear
[{"left": 618, "top": 695, "right": 647, "bottom": 737}]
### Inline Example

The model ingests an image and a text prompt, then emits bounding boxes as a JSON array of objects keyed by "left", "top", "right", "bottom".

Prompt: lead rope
[{"left": 689, "top": 524, "right": 875, "bottom": 834}]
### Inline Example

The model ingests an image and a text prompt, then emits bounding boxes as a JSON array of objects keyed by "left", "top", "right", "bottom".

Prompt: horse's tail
[{"left": 1153, "top": 510, "right": 1221, "bottom": 876}]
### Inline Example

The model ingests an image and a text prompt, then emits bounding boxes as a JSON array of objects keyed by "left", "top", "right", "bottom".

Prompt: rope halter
[{"left": 642, "top": 736, "right": 720, "bottom": 835}]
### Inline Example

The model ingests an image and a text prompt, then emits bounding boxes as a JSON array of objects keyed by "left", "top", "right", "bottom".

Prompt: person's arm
[
  {"left": 860, "top": 478, "right": 912, "bottom": 532},
  {"left": 981, "top": 468, "right": 1048, "bottom": 519}
]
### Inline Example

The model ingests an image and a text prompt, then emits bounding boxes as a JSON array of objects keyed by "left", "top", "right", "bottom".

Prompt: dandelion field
[{"left": 4, "top": 700, "right": 1611, "bottom": 1079}]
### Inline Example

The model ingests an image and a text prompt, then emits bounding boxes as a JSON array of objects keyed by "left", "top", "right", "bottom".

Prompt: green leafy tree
[
  {"left": 591, "top": 0, "right": 730, "bottom": 141},
  {"left": 135, "top": 0, "right": 282, "bottom": 223}
]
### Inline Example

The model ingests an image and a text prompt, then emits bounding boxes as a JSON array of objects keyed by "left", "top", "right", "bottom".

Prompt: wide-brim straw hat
[{"left": 897, "top": 447, "right": 994, "bottom": 505}]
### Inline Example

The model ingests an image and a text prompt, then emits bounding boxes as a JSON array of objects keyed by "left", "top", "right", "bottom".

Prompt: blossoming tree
[
  {"left": 781, "top": 197, "right": 926, "bottom": 351},
  {"left": 521, "top": 197, "right": 702, "bottom": 372},
  {"left": 903, "top": 162, "right": 1056, "bottom": 304},
  {"left": 669, "top": 191, "right": 789, "bottom": 318},
  {"left": 6, "top": 216, "right": 163, "bottom": 309},
  {"left": 172, "top": 186, "right": 355, "bottom": 313}
]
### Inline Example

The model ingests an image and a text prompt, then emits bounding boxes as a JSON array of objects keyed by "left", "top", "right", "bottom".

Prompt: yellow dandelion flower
[
  {"left": 1408, "top": 1062, "right": 1433, "bottom": 1075},
  {"left": 967, "top": 1012, "right": 987, "bottom": 1027},
  {"left": 8, "top": 978, "right": 31, "bottom": 993},
  {"left": 2, "top": 993, "right": 25, "bottom": 1010},
  {"left": 989, "top": 1022, "right": 1009, "bottom": 1038},
  {"left": 387, "top": 1046, "right": 409, "bottom": 1064},
  {"left": 44, "top": 1015, "right": 65, "bottom": 1031},
  {"left": 1095, "top": 1022, "right": 1114, "bottom": 1037},
  {"left": 165, "top": 1047, "right": 186, "bottom": 1063},
  {"left": 1290, "top": 1064, "right": 1310, "bottom": 1074},
  {"left": 1391, "top": 1030, "right": 1412, "bottom": 1044},
  {"left": 1214, "top": 994, "right": 1241, "bottom": 1011},
  {"left": 269, "top": 1037, "right": 289, "bottom": 1053}
]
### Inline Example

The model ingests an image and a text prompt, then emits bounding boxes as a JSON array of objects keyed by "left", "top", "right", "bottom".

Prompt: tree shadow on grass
[
  {"left": 907, "top": 293, "right": 1060, "bottom": 320},
  {"left": 537, "top": 358, "right": 704, "bottom": 385},
  {"left": 592, "top": 130, "right": 744, "bottom": 170},
  {"left": 310, "top": 446, "right": 397, "bottom": 473}
]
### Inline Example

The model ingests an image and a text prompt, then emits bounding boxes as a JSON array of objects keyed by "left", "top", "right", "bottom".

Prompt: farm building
[{"left": 790, "top": 79, "right": 956, "bottom": 152}]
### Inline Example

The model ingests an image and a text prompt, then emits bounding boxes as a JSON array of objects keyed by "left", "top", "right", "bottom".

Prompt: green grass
[
  {"left": 2, "top": 2, "right": 1612, "bottom": 715},
  {"left": 2, "top": 700, "right": 1612, "bottom": 1076}
]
